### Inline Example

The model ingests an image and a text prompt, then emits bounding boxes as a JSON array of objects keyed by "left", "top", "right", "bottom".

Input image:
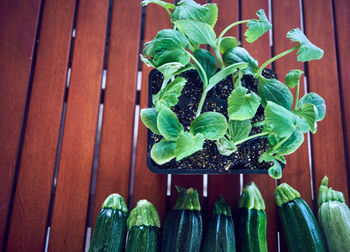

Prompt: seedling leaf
[
  {"left": 151, "top": 140, "right": 177, "bottom": 165},
  {"left": 228, "top": 86, "right": 260, "bottom": 120},
  {"left": 287, "top": 28, "right": 324, "bottom": 62},
  {"left": 190, "top": 112, "right": 227, "bottom": 140},
  {"left": 227, "top": 119, "right": 252, "bottom": 142},
  {"left": 141, "top": 0, "right": 176, "bottom": 10},
  {"left": 157, "top": 108, "right": 184, "bottom": 140},
  {"left": 259, "top": 152, "right": 282, "bottom": 179},
  {"left": 299, "top": 92, "right": 326, "bottom": 121},
  {"left": 140, "top": 108, "right": 160, "bottom": 134},
  {"left": 157, "top": 62, "right": 186, "bottom": 82},
  {"left": 171, "top": 0, "right": 208, "bottom": 22},
  {"left": 207, "top": 62, "right": 248, "bottom": 91},
  {"left": 264, "top": 101, "right": 298, "bottom": 138},
  {"left": 216, "top": 137, "right": 237, "bottom": 156},
  {"left": 143, "top": 29, "right": 189, "bottom": 67},
  {"left": 294, "top": 103, "right": 318, "bottom": 133},
  {"left": 276, "top": 129, "right": 304, "bottom": 155},
  {"left": 175, "top": 132, "right": 205, "bottom": 161},
  {"left": 219, "top": 36, "right": 238, "bottom": 54},
  {"left": 223, "top": 47, "right": 258, "bottom": 76},
  {"left": 258, "top": 78, "right": 293, "bottom": 110},
  {"left": 193, "top": 48, "right": 218, "bottom": 82},
  {"left": 285, "top": 69, "right": 304, "bottom": 88},
  {"left": 244, "top": 9, "right": 272, "bottom": 43},
  {"left": 174, "top": 20, "right": 217, "bottom": 47},
  {"left": 153, "top": 77, "right": 187, "bottom": 111}
]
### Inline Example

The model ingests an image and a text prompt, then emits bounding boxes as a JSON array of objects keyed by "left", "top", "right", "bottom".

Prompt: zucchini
[
  {"left": 275, "top": 183, "right": 327, "bottom": 252},
  {"left": 126, "top": 200, "right": 161, "bottom": 252},
  {"left": 237, "top": 182, "right": 268, "bottom": 252},
  {"left": 202, "top": 195, "right": 236, "bottom": 252},
  {"left": 318, "top": 176, "right": 350, "bottom": 251},
  {"left": 89, "top": 194, "right": 128, "bottom": 252},
  {"left": 162, "top": 186, "right": 202, "bottom": 252}
]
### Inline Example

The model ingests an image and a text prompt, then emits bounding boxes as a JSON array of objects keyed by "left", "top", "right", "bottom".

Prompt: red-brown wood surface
[
  {"left": 208, "top": 0, "right": 241, "bottom": 221},
  {"left": 132, "top": 3, "right": 170, "bottom": 220},
  {"left": 5, "top": 0, "right": 76, "bottom": 251},
  {"left": 334, "top": 0, "right": 350, "bottom": 194},
  {"left": 273, "top": 1, "right": 312, "bottom": 206},
  {"left": 48, "top": 0, "right": 109, "bottom": 251},
  {"left": 241, "top": 1, "right": 279, "bottom": 251},
  {"left": 92, "top": 0, "right": 141, "bottom": 226},
  {"left": 0, "top": 0, "right": 41, "bottom": 248},
  {"left": 303, "top": 0, "right": 349, "bottom": 202}
]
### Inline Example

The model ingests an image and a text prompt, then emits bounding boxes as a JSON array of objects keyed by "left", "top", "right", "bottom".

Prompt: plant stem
[
  {"left": 271, "top": 136, "right": 289, "bottom": 151},
  {"left": 161, "top": 78, "right": 169, "bottom": 89},
  {"left": 252, "top": 121, "right": 265, "bottom": 127},
  {"left": 213, "top": 45, "right": 224, "bottom": 68},
  {"left": 166, "top": 8, "right": 171, "bottom": 16},
  {"left": 294, "top": 81, "right": 300, "bottom": 111},
  {"left": 217, "top": 20, "right": 250, "bottom": 45},
  {"left": 257, "top": 45, "right": 301, "bottom": 76},
  {"left": 196, "top": 90, "right": 207, "bottom": 117},
  {"left": 233, "top": 132, "right": 269, "bottom": 146},
  {"left": 186, "top": 51, "right": 208, "bottom": 87}
]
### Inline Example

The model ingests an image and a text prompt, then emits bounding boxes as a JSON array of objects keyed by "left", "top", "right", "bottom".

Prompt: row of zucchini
[{"left": 89, "top": 176, "right": 350, "bottom": 251}]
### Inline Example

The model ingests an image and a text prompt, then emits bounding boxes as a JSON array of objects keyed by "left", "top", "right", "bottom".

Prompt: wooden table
[{"left": 1, "top": 0, "right": 349, "bottom": 251}]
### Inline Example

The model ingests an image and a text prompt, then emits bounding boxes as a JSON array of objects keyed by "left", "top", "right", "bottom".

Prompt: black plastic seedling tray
[{"left": 146, "top": 69, "right": 282, "bottom": 174}]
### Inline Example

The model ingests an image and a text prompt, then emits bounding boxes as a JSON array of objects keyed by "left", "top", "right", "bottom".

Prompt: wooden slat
[
  {"left": 241, "top": 1, "right": 279, "bottom": 251},
  {"left": 207, "top": 0, "right": 241, "bottom": 220},
  {"left": 5, "top": 0, "right": 76, "bottom": 251},
  {"left": 48, "top": 0, "right": 109, "bottom": 251},
  {"left": 273, "top": 1, "right": 312, "bottom": 205},
  {"left": 92, "top": 0, "right": 141, "bottom": 227},
  {"left": 303, "top": 0, "right": 349, "bottom": 202},
  {"left": 132, "top": 3, "right": 170, "bottom": 221},
  {"left": 0, "top": 0, "right": 41, "bottom": 248},
  {"left": 334, "top": 0, "right": 350, "bottom": 197}
]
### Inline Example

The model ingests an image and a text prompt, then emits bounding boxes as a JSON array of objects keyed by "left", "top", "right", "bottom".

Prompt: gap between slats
[{"left": 43, "top": 0, "right": 79, "bottom": 250}]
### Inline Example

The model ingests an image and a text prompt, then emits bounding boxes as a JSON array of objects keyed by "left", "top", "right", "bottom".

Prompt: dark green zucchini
[
  {"left": 202, "top": 195, "right": 236, "bottom": 252},
  {"left": 89, "top": 193, "right": 128, "bottom": 252},
  {"left": 275, "top": 183, "right": 327, "bottom": 252},
  {"left": 238, "top": 182, "right": 267, "bottom": 252},
  {"left": 126, "top": 200, "right": 161, "bottom": 252},
  {"left": 162, "top": 186, "right": 202, "bottom": 252}
]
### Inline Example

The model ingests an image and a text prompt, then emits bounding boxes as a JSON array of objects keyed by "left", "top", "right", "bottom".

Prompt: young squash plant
[{"left": 140, "top": 0, "right": 325, "bottom": 178}]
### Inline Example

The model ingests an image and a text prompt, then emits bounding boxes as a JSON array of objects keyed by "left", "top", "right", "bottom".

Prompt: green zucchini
[
  {"left": 318, "top": 176, "right": 350, "bottom": 251},
  {"left": 275, "top": 183, "right": 327, "bottom": 252},
  {"left": 89, "top": 193, "right": 128, "bottom": 252},
  {"left": 202, "top": 195, "right": 236, "bottom": 252},
  {"left": 126, "top": 200, "right": 161, "bottom": 252},
  {"left": 237, "top": 182, "right": 268, "bottom": 252},
  {"left": 162, "top": 186, "right": 202, "bottom": 252}
]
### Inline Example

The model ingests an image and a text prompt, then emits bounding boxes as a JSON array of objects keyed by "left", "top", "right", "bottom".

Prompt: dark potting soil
[{"left": 148, "top": 69, "right": 277, "bottom": 172}]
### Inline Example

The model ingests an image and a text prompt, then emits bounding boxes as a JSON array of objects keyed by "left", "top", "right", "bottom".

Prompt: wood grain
[
  {"left": 48, "top": 0, "right": 109, "bottom": 251},
  {"left": 241, "top": 1, "right": 279, "bottom": 251},
  {"left": 334, "top": 0, "right": 350, "bottom": 197},
  {"left": 132, "top": 3, "right": 170, "bottom": 221},
  {"left": 207, "top": 0, "right": 241, "bottom": 221},
  {"left": 0, "top": 0, "right": 41, "bottom": 248},
  {"left": 6, "top": 0, "right": 76, "bottom": 251},
  {"left": 92, "top": 0, "right": 142, "bottom": 227},
  {"left": 303, "top": 0, "right": 349, "bottom": 202}
]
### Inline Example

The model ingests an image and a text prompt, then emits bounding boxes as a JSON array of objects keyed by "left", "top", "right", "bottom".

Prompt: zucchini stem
[{"left": 257, "top": 45, "right": 300, "bottom": 76}]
